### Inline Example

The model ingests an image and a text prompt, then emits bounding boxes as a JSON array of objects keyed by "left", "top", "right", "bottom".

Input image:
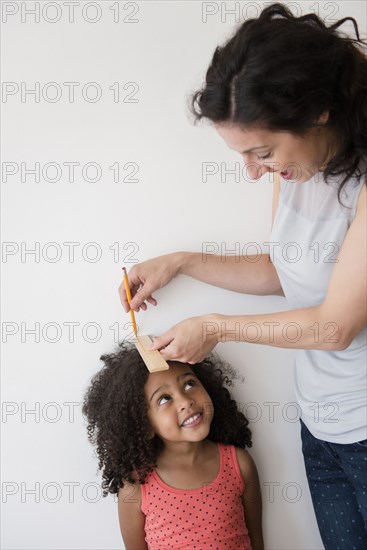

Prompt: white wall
[{"left": 2, "top": 1, "right": 366, "bottom": 549}]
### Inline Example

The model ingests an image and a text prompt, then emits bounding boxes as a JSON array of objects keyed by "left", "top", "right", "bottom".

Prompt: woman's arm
[
  {"left": 180, "top": 251, "right": 284, "bottom": 297},
  {"left": 179, "top": 172, "right": 284, "bottom": 297},
  {"left": 119, "top": 175, "right": 284, "bottom": 312},
  {"left": 236, "top": 448, "right": 264, "bottom": 550},
  {"left": 150, "top": 304, "right": 345, "bottom": 363},
  {"left": 151, "top": 191, "right": 366, "bottom": 361},
  {"left": 118, "top": 482, "right": 148, "bottom": 550},
  {"left": 119, "top": 251, "right": 284, "bottom": 313},
  {"left": 219, "top": 182, "right": 365, "bottom": 352}
]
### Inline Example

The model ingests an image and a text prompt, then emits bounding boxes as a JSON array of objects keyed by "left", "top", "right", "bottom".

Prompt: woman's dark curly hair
[
  {"left": 191, "top": 2, "right": 367, "bottom": 205},
  {"left": 82, "top": 341, "right": 252, "bottom": 496}
]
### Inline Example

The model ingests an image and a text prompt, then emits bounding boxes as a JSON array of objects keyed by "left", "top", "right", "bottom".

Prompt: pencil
[{"left": 122, "top": 267, "right": 138, "bottom": 336}]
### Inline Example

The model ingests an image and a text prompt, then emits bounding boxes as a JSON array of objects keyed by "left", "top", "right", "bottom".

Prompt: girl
[{"left": 82, "top": 341, "right": 263, "bottom": 549}]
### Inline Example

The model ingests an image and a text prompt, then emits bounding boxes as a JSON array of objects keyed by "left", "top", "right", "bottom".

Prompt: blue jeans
[{"left": 300, "top": 419, "right": 367, "bottom": 550}]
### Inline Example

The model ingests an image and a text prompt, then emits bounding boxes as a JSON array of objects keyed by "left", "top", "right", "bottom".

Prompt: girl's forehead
[{"left": 144, "top": 362, "right": 194, "bottom": 390}]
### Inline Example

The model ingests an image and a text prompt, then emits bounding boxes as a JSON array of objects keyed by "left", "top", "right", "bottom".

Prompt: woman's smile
[{"left": 280, "top": 169, "right": 294, "bottom": 180}]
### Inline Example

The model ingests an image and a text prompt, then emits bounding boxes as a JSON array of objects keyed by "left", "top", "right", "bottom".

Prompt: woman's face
[{"left": 214, "top": 114, "right": 338, "bottom": 183}]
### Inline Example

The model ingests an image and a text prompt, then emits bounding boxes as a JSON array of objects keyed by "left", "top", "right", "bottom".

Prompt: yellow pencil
[{"left": 122, "top": 267, "right": 138, "bottom": 336}]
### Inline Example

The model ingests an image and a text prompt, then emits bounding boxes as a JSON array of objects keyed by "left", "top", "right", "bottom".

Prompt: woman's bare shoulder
[{"left": 356, "top": 182, "right": 366, "bottom": 212}]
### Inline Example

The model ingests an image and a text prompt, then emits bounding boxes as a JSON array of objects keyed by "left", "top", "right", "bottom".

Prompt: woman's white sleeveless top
[{"left": 269, "top": 161, "right": 366, "bottom": 443}]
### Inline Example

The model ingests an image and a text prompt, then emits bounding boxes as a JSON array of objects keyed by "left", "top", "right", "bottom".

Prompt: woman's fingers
[
  {"left": 150, "top": 316, "right": 219, "bottom": 363},
  {"left": 118, "top": 281, "right": 131, "bottom": 313},
  {"left": 130, "top": 284, "right": 157, "bottom": 311},
  {"left": 150, "top": 332, "right": 175, "bottom": 353},
  {"left": 118, "top": 278, "right": 158, "bottom": 313},
  {"left": 118, "top": 254, "right": 182, "bottom": 312}
]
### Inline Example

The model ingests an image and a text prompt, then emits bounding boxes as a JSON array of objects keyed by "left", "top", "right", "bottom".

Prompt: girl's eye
[
  {"left": 157, "top": 380, "right": 196, "bottom": 405},
  {"left": 158, "top": 395, "right": 170, "bottom": 405},
  {"left": 257, "top": 152, "right": 272, "bottom": 160}
]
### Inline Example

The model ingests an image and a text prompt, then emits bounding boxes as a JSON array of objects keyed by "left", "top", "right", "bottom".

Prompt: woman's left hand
[{"left": 149, "top": 315, "right": 220, "bottom": 363}]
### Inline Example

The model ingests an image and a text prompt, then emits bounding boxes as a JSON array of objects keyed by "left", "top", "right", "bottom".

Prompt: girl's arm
[
  {"left": 236, "top": 448, "right": 264, "bottom": 550},
  {"left": 118, "top": 482, "right": 148, "bottom": 550}
]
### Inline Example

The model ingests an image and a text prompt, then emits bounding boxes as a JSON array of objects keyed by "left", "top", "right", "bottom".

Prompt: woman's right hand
[{"left": 118, "top": 252, "right": 184, "bottom": 313}]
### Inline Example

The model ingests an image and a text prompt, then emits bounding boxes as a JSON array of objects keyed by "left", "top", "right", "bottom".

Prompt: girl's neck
[
  {"left": 158, "top": 439, "right": 213, "bottom": 466},
  {"left": 154, "top": 439, "right": 220, "bottom": 490}
]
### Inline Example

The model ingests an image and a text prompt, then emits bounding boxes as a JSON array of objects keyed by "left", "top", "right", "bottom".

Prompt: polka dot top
[{"left": 141, "top": 444, "right": 252, "bottom": 549}]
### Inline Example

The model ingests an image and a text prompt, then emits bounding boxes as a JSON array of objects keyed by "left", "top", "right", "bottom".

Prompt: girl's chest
[{"left": 156, "top": 455, "right": 219, "bottom": 490}]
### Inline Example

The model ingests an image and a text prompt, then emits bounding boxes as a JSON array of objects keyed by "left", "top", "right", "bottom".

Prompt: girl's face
[
  {"left": 144, "top": 363, "right": 214, "bottom": 445},
  {"left": 214, "top": 113, "right": 339, "bottom": 183}
]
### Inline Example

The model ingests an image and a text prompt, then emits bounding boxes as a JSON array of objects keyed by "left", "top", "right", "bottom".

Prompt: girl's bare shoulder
[
  {"left": 234, "top": 447, "right": 260, "bottom": 483},
  {"left": 118, "top": 472, "right": 142, "bottom": 508}
]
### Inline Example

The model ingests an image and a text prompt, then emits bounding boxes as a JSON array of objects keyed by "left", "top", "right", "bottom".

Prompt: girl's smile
[
  {"left": 144, "top": 363, "right": 214, "bottom": 444},
  {"left": 181, "top": 412, "right": 203, "bottom": 427}
]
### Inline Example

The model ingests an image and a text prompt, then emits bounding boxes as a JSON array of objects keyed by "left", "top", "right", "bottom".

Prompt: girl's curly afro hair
[{"left": 82, "top": 341, "right": 252, "bottom": 496}]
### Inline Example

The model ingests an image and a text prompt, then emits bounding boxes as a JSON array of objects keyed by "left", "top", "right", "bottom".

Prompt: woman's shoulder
[{"left": 356, "top": 182, "right": 366, "bottom": 212}]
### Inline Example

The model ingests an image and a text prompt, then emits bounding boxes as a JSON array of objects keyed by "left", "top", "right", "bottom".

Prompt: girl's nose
[{"left": 179, "top": 395, "right": 194, "bottom": 411}]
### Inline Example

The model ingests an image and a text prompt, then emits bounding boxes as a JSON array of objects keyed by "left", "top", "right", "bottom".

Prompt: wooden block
[{"left": 134, "top": 335, "right": 169, "bottom": 373}]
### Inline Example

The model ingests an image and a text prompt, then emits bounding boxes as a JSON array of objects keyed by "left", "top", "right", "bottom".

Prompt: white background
[{"left": 1, "top": 1, "right": 366, "bottom": 549}]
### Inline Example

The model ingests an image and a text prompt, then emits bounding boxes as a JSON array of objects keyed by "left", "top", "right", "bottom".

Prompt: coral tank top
[{"left": 141, "top": 443, "right": 252, "bottom": 549}]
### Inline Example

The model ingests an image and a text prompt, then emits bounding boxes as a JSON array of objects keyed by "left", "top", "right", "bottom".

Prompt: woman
[{"left": 119, "top": 4, "right": 366, "bottom": 548}]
